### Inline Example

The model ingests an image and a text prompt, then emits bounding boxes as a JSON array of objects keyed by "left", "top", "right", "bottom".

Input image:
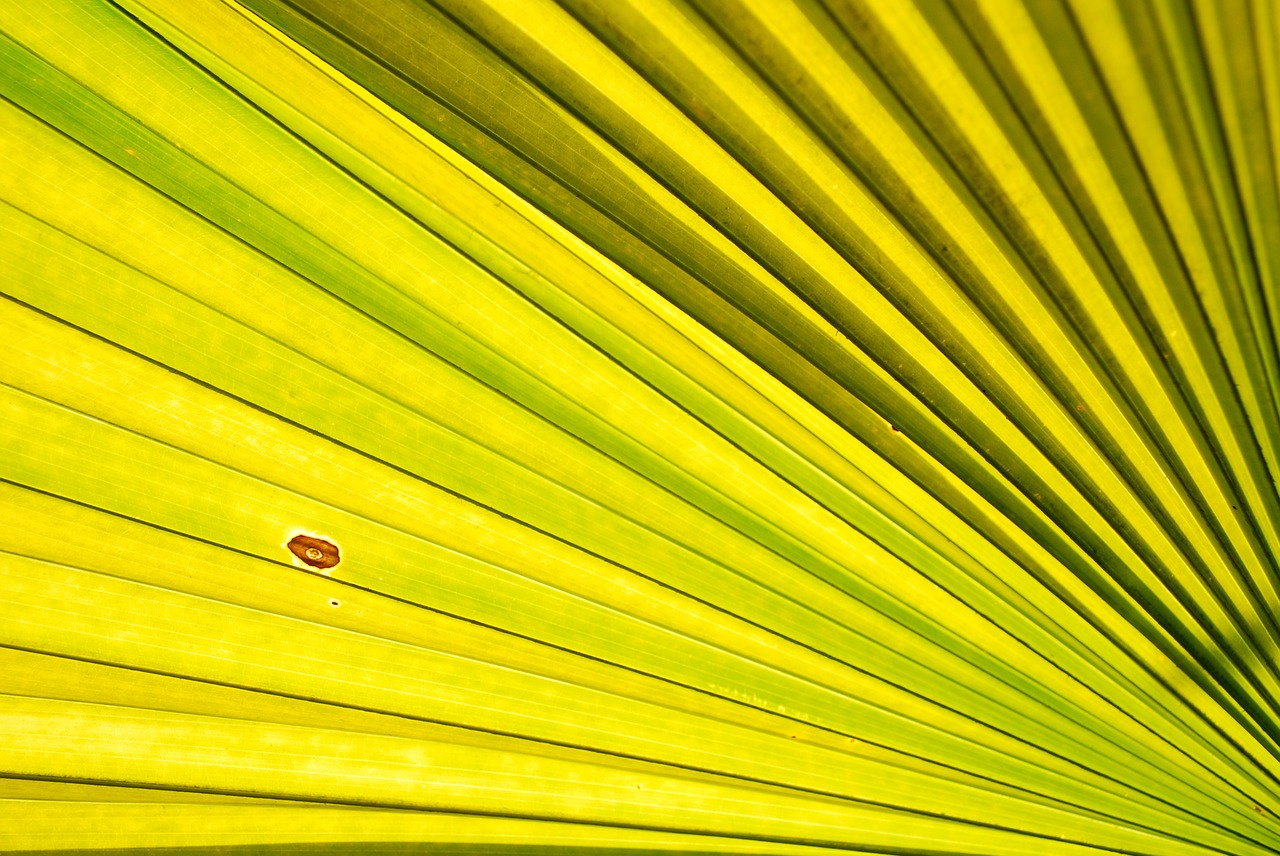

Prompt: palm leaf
[{"left": 2, "top": 0, "right": 1279, "bottom": 852}]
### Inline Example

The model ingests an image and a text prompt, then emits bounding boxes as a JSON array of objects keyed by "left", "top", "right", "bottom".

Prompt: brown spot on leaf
[{"left": 288, "top": 534, "right": 340, "bottom": 569}]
